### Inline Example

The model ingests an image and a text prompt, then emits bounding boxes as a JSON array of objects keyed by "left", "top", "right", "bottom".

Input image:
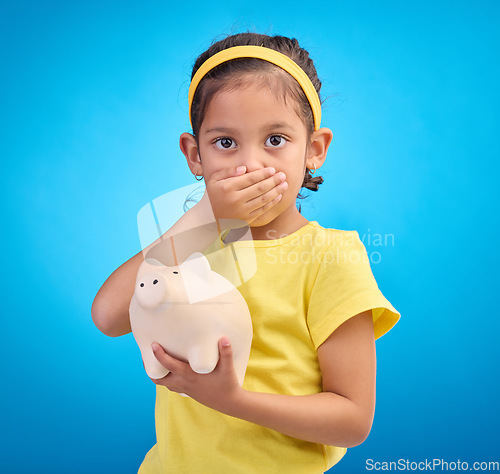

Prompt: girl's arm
[{"left": 151, "top": 310, "right": 376, "bottom": 448}]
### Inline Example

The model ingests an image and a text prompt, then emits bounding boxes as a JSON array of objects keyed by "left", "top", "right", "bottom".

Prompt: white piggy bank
[{"left": 129, "top": 252, "right": 253, "bottom": 387}]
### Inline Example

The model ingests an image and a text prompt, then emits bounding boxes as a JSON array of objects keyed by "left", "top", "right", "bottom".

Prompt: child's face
[{"left": 197, "top": 80, "right": 311, "bottom": 228}]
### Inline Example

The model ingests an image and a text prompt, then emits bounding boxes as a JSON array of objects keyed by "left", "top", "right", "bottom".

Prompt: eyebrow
[{"left": 204, "top": 123, "right": 295, "bottom": 134}]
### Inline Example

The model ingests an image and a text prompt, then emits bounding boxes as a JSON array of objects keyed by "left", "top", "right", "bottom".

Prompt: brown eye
[
  {"left": 215, "top": 137, "right": 236, "bottom": 149},
  {"left": 266, "top": 135, "right": 286, "bottom": 147}
]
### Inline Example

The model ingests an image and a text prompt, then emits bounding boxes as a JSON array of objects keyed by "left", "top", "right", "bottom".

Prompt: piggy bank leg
[
  {"left": 187, "top": 343, "right": 219, "bottom": 374},
  {"left": 143, "top": 349, "right": 170, "bottom": 380}
]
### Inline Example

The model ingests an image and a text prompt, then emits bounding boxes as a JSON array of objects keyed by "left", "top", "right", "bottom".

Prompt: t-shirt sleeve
[{"left": 307, "top": 231, "right": 400, "bottom": 349}]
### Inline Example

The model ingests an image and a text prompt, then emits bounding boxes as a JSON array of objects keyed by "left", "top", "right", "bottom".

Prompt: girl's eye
[
  {"left": 214, "top": 137, "right": 236, "bottom": 149},
  {"left": 265, "top": 135, "right": 287, "bottom": 148}
]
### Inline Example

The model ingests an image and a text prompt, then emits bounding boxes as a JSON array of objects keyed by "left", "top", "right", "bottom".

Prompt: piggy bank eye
[
  {"left": 140, "top": 283, "right": 144, "bottom": 287},
  {"left": 173, "top": 271, "right": 178, "bottom": 274},
  {"left": 153, "top": 279, "right": 158, "bottom": 285}
]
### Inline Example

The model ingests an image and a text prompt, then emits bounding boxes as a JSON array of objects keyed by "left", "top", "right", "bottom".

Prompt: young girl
[{"left": 92, "top": 32, "right": 400, "bottom": 473}]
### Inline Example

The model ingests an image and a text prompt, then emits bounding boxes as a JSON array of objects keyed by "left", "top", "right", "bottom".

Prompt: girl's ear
[
  {"left": 179, "top": 132, "right": 202, "bottom": 176},
  {"left": 305, "top": 127, "right": 334, "bottom": 171}
]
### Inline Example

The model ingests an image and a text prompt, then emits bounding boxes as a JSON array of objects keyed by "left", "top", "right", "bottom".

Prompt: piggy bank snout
[{"left": 135, "top": 271, "right": 167, "bottom": 309}]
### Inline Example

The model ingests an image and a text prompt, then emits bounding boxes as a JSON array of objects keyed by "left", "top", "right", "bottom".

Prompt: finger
[
  {"left": 233, "top": 167, "right": 279, "bottom": 192},
  {"left": 150, "top": 372, "right": 171, "bottom": 384},
  {"left": 152, "top": 343, "right": 189, "bottom": 375},
  {"left": 243, "top": 175, "right": 287, "bottom": 212},
  {"left": 247, "top": 193, "right": 283, "bottom": 222},
  {"left": 150, "top": 373, "right": 186, "bottom": 395},
  {"left": 210, "top": 166, "right": 277, "bottom": 191},
  {"left": 217, "top": 336, "right": 234, "bottom": 369},
  {"left": 237, "top": 171, "right": 286, "bottom": 203},
  {"left": 208, "top": 165, "right": 248, "bottom": 184}
]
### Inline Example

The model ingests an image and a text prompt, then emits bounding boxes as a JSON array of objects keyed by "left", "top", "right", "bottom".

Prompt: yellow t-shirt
[{"left": 138, "top": 221, "right": 400, "bottom": 473}]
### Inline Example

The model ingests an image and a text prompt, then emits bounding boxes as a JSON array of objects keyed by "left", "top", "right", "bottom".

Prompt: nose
[
  {"left": 135, "top": 271, "right": 167, "bottom": 310},
  {"left": 237, "top": 144, "right": 268, "bottom": 173}
]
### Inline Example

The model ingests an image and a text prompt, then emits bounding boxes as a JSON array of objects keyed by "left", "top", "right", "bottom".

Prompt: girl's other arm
[{"left": 91, "top": 248, "right": 143, "bottom": 337}]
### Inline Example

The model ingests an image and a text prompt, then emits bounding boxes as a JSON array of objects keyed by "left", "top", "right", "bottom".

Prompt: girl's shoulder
[
  {"left": 305, "top": 221, "right": 364, "bottom": 250},
  {"left": 308, "top": 220, "right": 359, "bottom": 235}
]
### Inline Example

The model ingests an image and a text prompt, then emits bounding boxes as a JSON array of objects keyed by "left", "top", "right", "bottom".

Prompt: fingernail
[
  {"left": 277, "top": 172, "right": 286, "bottom": 181},
  {"left": 221, "top": 336, "right": 231, "bottom": 347},
  {"left": 152, "top": 343, "right": 159, "bottom": 352},
  {"left": 268, "top": 167, "right": 276, "bottom": 174},
  {"left": 236, "top": 166, "right": 246, "bottom": 174}
]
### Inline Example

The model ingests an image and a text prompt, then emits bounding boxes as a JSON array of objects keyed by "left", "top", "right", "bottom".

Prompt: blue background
[{"left": 1, "top": 1, "right": 499, "bottom": 472}]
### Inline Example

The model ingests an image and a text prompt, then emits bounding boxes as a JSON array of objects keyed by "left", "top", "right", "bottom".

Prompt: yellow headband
[{"left": 188, "top": 45, "right": 322, "bottom": 131}]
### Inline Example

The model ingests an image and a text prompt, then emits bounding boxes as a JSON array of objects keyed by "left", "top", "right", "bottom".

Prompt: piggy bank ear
[
  {"left": 144, "top": 258, "right": 164, "bottom": 266},
  {"left": 180, "top": 252, "right": 211, "bottom": 277},
  {"left": 179, "top": 252, "right": 236, "bottom": 304}
]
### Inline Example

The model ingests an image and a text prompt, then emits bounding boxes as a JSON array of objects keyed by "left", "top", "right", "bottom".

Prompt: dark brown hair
[{"left": 190, "top": 32, "right": 325, "bottom": 201}]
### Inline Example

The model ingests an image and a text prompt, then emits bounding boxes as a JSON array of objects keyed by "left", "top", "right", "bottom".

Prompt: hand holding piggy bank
[{"left": 129, "top": 252, "right": 253, "bottom": 388}]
